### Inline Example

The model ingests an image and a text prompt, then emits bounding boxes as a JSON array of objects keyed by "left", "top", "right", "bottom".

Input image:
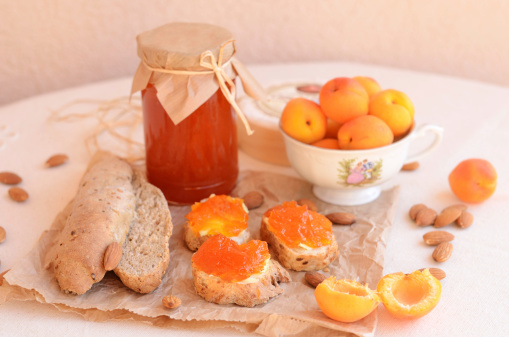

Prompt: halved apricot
[
  {"left": 315, "top": 277, "right": 380, "bottom": 323},
  {"left": 377, "top": 269, "right": 441, "bottom": 319}
]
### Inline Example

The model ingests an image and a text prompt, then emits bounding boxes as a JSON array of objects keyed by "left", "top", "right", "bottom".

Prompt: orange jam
[
  {"left": 264, "top": 201, "right": 333, "bottom": 248},
  {"left": 186, "top": 195, "right": 248, "bottom": 237},
  {"left": 192, "top": 234, "right": 270, "bottom": 282},
  {"left": 142, "top": 84, "right": 238, "bottom": 205}
]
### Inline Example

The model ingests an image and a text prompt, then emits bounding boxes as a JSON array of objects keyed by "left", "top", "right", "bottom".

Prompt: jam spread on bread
[
  {"left": 192, "top": 235, "right": 270, "bottom": 282},
  {"left": 264, "top": 201, "right": 334, "bottom": 248},
  {"left": 186, "top": 195, "right": 248, "bottom": 237}
]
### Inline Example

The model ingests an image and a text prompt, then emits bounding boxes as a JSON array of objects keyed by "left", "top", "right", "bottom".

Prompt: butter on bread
[
  {"left": 260, "top": 209, "right": 339, "bottom": 271},
  {"left": 192, "top": 257, "right": 290, "bottom": 307},
  {"left": 113, "top": 168, "right": 172, "bottom": 293},
  {"left": 184, "top": 194, "right": 250, "bottom": 251}
]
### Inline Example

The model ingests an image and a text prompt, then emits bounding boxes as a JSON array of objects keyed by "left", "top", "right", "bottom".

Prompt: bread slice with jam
[
  {"left": 191, "top": 234, "right": 291, "bottom": 307},
  {"left": 260, "top": 201, "right": 338, "bottom": 271},
  {"left": 184, "top": 194, "right": 250, "bottom": 251}
]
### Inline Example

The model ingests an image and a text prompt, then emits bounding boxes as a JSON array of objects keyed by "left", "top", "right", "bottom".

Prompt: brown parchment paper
[{"left": 0, "top": 170, "right": 399, "bottom": 337}]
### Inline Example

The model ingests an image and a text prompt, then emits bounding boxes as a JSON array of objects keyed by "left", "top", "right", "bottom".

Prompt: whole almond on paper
[
  {"left": 46, "top": 154, "right": 69, "bottom": 168},
  {"left": 8, "top": 187, "right": 29, "bottom": 202},
  {"left": 434, "top": 207, "right": 462, "bottom": 228},
  {"left": 0, "top": 226, "right": 6, "bottom": 243},
  {"left": 0, "top": 171, "right": 22, "bottom": 185},
  {"left": 305, "top": 271, "right": 327, "bottom": 288},
  {"left": 409, "top": 204, "right": 427, "bottom": 220},
  {"left": 162, "top": 295, "right": 182, "bottom": 309},
  {"left": 242, "top": 191, "right": 264, "bottom": 210},
  {"left": 456, "top": 211, "right": 474, "bottom": 229},
  {"left": 415, "top": 208, "right": 437, "bottom": 227},
  {"left": 103, "top": 242, "right": 123, "bottom": 271},
  {"left": 419, "top": 268, "right": 446, "bottom": 280},
  {"left": 432, "top": 242, "right": 453, "bottom": 262},
  {"left": 401, "top": 162, "right": 420, "bottom": 171},
  {"left": 297, "top": 199, "right": 318, "bottom": 212},
  {"left": 326, "top": 212, "right": 356, "bottom": 225},
  {"left": 423, "top": 230, "right": 455, "bottom": 246}
]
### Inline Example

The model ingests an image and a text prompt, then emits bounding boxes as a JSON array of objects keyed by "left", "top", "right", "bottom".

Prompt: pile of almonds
[{"left": 410, "top": 203, "right": 473, "bottom": 264}]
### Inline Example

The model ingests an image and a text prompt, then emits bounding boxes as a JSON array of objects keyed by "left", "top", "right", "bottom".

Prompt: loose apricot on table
[
  {"left": 377, "top": 269, "right": 442, "bottom": 319},
  {"left": 315, "top": 277, "right": 380, "bottom": 323},
  {"left": 448, "top": 158, "right": 497, "bottom": 203}
]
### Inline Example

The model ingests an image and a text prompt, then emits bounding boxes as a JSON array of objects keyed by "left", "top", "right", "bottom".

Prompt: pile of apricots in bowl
[{"left": 280, "top": 76, "right": 415, "bottom": 150}]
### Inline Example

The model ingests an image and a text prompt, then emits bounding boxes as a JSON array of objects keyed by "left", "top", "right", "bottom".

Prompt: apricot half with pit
[{"left": 377, "top": 269, "right": 442, "bottom": 319}]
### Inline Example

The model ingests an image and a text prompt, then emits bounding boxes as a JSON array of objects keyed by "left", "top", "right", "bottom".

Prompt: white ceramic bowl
[{"left": 280, "top": 124, "right": 444, "bottom": 205}]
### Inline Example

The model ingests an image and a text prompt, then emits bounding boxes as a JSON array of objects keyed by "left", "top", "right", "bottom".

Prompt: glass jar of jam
[{"left": 131, "top": 23, "right": 254, "bottom": 204}]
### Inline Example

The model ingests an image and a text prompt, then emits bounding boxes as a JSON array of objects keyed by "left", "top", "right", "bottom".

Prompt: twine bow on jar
[{"left": 139, "top": 40, "right": 255, "bottom": 135}]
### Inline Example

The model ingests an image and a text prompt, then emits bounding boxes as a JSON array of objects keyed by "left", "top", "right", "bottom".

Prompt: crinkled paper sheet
[{"left": 0, "top": 170, "right": 399, "bottom": 337}]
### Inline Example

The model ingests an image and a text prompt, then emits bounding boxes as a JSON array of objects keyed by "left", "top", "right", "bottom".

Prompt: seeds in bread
[{"left": 113, "top": 169, "right": 173, "bottom": 293}]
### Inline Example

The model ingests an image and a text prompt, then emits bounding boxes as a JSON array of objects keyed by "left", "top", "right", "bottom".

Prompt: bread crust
[
  {"left": 260, "top": 216, "right": 338, "bottom": 271},
  {"left": 192, "top": 259, "right": 290, "bottom": 307},
  {"left": 54, "top": 152, "right": 136, "bottom": 294}
]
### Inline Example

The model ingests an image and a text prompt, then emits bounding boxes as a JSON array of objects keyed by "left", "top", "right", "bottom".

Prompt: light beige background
[{"left": 1, "top": 0, "right": 508, "bottom": 106}]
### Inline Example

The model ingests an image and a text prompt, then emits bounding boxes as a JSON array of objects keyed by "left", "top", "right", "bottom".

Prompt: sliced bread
[{"left": 113, "top": 168, "right": 173, "bottom": 293}]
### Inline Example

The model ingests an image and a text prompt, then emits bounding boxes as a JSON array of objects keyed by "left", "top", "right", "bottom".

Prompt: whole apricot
[
  {"left": 353, "top": 76, "right": 382, "bottom": 98},
  {"left": 280, "top": 97, "right": 327, "bottom": 144},
  {"left": 319, "top": 77, "right": 369, "bottom": 125},
  {"left": 369, "top": 89, "right": 415, "bottom": 138},
  {"left": 311, "top": 138, "right": 340, "bottom": 150},
  {"left": 337, "top": 115, "right": 394, "bottom": 150},
  {"left": 448, "top": 158, "right": 497, "bottom": 203},
  {"left": 325, "top": 118, "right": 341, "bottom": 138}
]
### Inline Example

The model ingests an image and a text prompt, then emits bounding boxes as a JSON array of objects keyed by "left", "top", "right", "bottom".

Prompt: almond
[
  {"left": 432, "top": 242, "right": 453, "bottom": 262},
  {"left": 401, "top": 161, "right": 420, "bottom": 171},
  {"left": 0, "top": 171, "right": 22, "bottom": 185},
  {"left": 443, "top": 204, "right": 468, "bottom": 213},
  {"left": 419, "top": 267, "right": 446, "bottom": 280},
  {"left": 415, "top": 208, "right": 437, "bottom": 227},
  {"left": 456, "top": 211, "right": 474, "bottom": 229},
  {"left": 297, "top": 198, "right": 318, "bottom": 212},
  {"left": 162, "top": 295, "right": 182, "bottom": 309},
  {"left": 8, "top": 187, "right": 29, "bottom": 202},
  {"left": 103, "top": 242, "right": 123, "bottom": 271},
  {"left": 423, "top": 230, "right": 455, "bottom": 246},
  {"left": 434, "top": 207, "right": 462, "bottom": 228},
  {"left": 326, "top": 212, "right": 356, "bottom": 225},
  {"left": 305, "top": 271, "right": 327, "bottom": 288},
  {"left": 46, "top": 153, "right": 69, "bottom": 168},
  {"left": 242, "top": 191, "right": 264, "bottom": 210},
  {"left": 409, "top": 203, "right": 427, "bottom": 220},
  {"left": 0, "top": 269, "right": 10, "bottom": 286},
  {"left": 0, "top": 226, "right": 5, "bottom": 243}
]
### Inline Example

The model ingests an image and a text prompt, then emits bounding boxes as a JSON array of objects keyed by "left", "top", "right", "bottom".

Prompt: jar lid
[{"left": 136, "top": 22, "right": 235, "bottom": 72}]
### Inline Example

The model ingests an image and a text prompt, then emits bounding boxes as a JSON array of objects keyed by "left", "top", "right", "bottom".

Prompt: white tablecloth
[{"left": 0, "top": 62, "right": 508, "bottom": 336}]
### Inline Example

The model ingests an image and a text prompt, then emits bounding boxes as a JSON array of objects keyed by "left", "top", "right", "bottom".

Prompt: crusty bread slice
[
  {"left": 113, "top": 169, "right": 172, "bottom": 293},
  {"left": 184, "top": 226, "right": 250, "bottom": 251},
  {"left": 192, "top": 258, "right": 290, "bottom": 307},
  {"left": 260, "top": 216, "right": 338, "bottom": 271}
]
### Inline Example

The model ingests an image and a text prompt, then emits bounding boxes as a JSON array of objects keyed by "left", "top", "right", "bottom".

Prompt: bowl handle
[{"left": 404, "top": 124, "right": 444, "bottom": 164}]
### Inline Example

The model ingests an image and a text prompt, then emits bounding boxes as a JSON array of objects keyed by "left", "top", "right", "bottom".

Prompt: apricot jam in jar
[{"left": 131, "top": 23, "right": 253, "bottom": 204}]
